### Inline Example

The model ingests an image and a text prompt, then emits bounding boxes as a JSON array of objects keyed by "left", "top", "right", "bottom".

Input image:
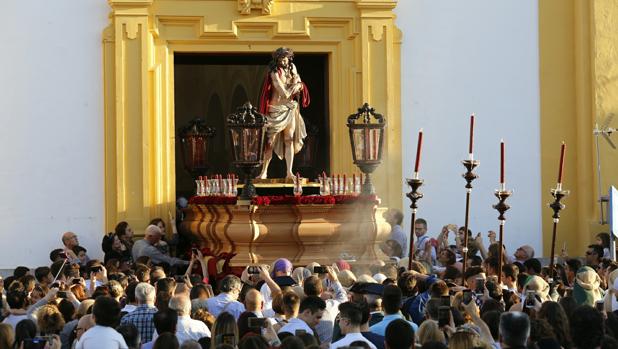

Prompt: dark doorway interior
[{"left": 174, "top": 53, "right": 329, "bottom": 198}]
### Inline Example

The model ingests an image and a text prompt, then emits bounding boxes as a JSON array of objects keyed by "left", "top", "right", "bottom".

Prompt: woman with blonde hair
[
  {"left": 417, "top": 320, "right": 445, "bottom": 346},
  {"left": 0, "top": 323, "right": 14, "bottom": 349},
  {"left": 36, "top": 304, "right": 66, "bottom": 335},
  {"left": 210, "top": 312, "right": 239, "bottom": 349},
  {"left": 448, "top": 328, "right": 490, "bottom": 349}
]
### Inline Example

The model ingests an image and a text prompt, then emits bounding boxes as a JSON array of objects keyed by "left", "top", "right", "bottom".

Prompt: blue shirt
[
  {"left": 369, "top": 314, "right": 418, "bottom": 337},
  {"left": 119, "top": 304, "right": 157, "bottom": 343},
  {"left": 205, "top": 293, "right": 245, "bottom": 320}
]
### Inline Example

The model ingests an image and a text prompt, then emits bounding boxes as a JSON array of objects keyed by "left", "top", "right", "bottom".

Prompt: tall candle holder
[
  {"left": 406, "top": 176, "right": 424, "bottom": 270},
  {"left": 461, "top": 158, "right": 480, "bottom": 283},
  {"left": 492, "top": 187, "right": 512, "bottom": 283},
  {"left": 548, "top": 185, "right": 569, "bottom": 279}
]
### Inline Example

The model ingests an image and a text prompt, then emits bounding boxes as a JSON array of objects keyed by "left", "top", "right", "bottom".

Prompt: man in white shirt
[
  {"left": 206, "top": 275, "right": 245, "bottom": 319},
  {"left": 303, "top": 267, "right": 348, "bottom": 344},
  {"left": 278, "top": 296, "right": 326, "bottom": 336},
  {"left": 168, "top": 295, "right": 210, "bottom": 344},
  {"left": 76, "top": 296, "right": 128, "bottom": 349},
  {"left": 331, "top": 302, "right": 376, "bottom": 349},
  {"left": 132, "top": 225, "right": 189, "bottom": 267},
  {"left": 413, "top": 218, "right": 436, "bottom": 263}
]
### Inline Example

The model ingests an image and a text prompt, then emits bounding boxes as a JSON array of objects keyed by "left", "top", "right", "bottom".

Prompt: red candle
[
  {"left": 500, "top": 139, "right": 505, "bottom": 184},
  {"left": 414, "top": 129, "right": 423, "bottom": 173},
  {"left": 558, "top": 142, "right": 566, "bottom": 184},
  {"left": 469, "top": 114, "right": 475, "bottom": 155}
]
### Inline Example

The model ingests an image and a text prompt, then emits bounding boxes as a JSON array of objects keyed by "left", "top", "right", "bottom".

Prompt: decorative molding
[
  {"left": 238, "top": 0, "right": 274, "bottom": 15},
  {"left": 370, "top": 24, "right": 385, "bottom": 42}
]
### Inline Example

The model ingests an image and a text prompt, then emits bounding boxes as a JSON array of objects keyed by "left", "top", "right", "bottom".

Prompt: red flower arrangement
[{"left": 188, "top": 196, "right": 238, "bottom": 205}]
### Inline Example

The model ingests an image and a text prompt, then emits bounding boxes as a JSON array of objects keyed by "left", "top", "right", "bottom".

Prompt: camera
[
  {"left": 248, "top": 317, "right": 267, "bottom": 329},
  {"left": 248, "top": 266, "right": 260, "bottom": 275},
  {"left": 313, "top": 266, "right": 328, "bottom": 274},
  {"left": 462, "top": 289, "right": 473, "bottom": 305},
  {"left": 474, "top": 277, "right": 485, "bottom": 295},
  {"left": 220, "top": 334, "right": 236, "bottom": 346},
  {"left": 57, "top": 291, "right": 67, "bottom": 299},
  {"left": 72, "top": 278, "right": 82, "bottom": 285},
  {"left": 438, "top": 306, "right": 450, "bottom": 327},
  {"left": 295, "top": 329, "right": 307, "bottom": 336},
  {"left": 440, "top": 295, "right": 451, "bottom": 307},
  {"left": 524, "top": 291, "right": 536, "bottom": 308},
  {"left": 90, "top": 266, "right": 103, "bottom": 273},
  {"left": 50, "top": 282, "right": 60, "bottom": 289},
  {"left": 23, "top": 336, "right": 51, "bottom": 349}
]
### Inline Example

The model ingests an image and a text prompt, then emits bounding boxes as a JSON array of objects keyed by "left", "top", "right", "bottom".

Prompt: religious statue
[{"left": 257, "top": 47, "right": 310, "bottom": 179}]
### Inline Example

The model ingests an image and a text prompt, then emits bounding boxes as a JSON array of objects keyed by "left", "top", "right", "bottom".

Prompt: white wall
[
  {"left": 0, "top": 1, "right": 109, "bottom": 269},
  {"left": 395, "top": 1, "right": 543, "bottom": 256}
]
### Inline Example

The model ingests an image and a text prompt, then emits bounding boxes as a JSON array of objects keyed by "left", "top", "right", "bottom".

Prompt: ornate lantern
[
  {"left": 227, "top": 102, "right": 267, "bottom": 199},
  {"left": 347, "top": 103, "right": 386, "bottom": 195},
  {"left": 179, "top": 118, "right": 216, "bottom": 177}
]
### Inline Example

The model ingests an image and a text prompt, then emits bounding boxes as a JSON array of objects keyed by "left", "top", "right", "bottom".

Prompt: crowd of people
[{"left": 1, "top": 211, "right": 617, "bottom": 349}]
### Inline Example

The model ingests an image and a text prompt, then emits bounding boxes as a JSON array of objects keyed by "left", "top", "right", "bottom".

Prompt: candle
[
  {"left": 414, "top": 129, "right": 423, "bottom": 173},
  {"left": 558, "top": 142, "right": 566, "bottom": 184},
  {"left": 343, "top": 174, "right": 347, "bottom": 194},
  {"left": 373, "top": 130, "right": 379, "bottom": 159},
  {"left": 469, "top": 114, "right": 475, "bottom": 156},
  {"left": 500, "top": 139, "right": 505, "bottom": 184}
]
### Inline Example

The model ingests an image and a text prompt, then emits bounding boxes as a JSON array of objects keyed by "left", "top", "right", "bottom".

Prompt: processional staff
[
  {"left": 493, "top": 140, "right": 512, "bottom": 284},
  {"left": 461, "top": 114, "right": 479, "bottom": 283},
  {"left": 549, "top": 143, "right": 569, "bottom": 279},
  {"left": 407, "top": 129, "right": 424, "bottom": 270}
]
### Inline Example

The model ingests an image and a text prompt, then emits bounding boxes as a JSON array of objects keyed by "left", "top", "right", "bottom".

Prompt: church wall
[
  {"left": 0, "top": 1, "right": 109, "bottom": 268},
  {"left": 396, "top": 1, "right": 543, "bottom": 255}
]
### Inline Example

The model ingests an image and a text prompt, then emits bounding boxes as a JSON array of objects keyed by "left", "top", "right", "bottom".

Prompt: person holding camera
[{"left": 205, "top": 275, "right": 245, "bottom": 320}]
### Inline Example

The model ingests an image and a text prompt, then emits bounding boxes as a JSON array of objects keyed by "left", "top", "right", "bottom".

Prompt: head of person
[
  {"left": 36, "top": 304, "right": 66, "bottom": 335},
  {"left": 571, "top": 305, "right": 604, "bottom": 349},
  {"left": 0, "top": 323, "right": 14, "bottom": 349},
  {"left": 417, "top": 320, "right": 445, "bottom": 346},
  {"left": 438, "top": 248, "right": 456, "bottom": 266},
  {"left": 244, "top": 288, "right": 263, "bottom": 312},
  {"left": 62, "top": 231, "right": 79, "bottom": 249},
  {"left": 169, "top": 295, "right": 192, "bottom": 317},
  {"left": 272, "top": 258, "right": 293, "bottom": 277},
  {"left": 135, "top": 282, "right": 156, "bottom": 305},
  {"left": 499, "top": 312, "right": 530, "bottom": 348},
  {"left": 514, "top": 245, "right": 534, "bottom": 261},
  {"left": 153, "top": 332, "right": 179, "bottom": 349},
  {"left": 337, "top": 302, "right": 363, "bottom": 334},
  {"left": 153, "top": 308, "right": 178, "bottom": 334},
  {"left": 398, "top": 272, "right": 418, "bottom": 297},
  {"left": 14, "top": 319, "right": 37, "bottom": 348},
  {"left": 72, "top": 245, "right": 88, "bottom": 264},
  {"left": 211, "top": 312, "right": 239, "bottom": 349},
  {"left": 34, "top": 266, "right": 53, "bottom": 284},
  {"left": 303, "top": 276, "right": 323, "bottom": 297},
  {"left": 524, "top": 258, "right": 542, "bottom": 275},
  {"left": 385, "top": 319, "right": 415, "bottom": 349},
  {"left": 92, "top": 296, "right": 121, "bottom": 328},
  {"left": 239, "top": 335, "right": 269, "bottom": 349},
  {"left": 596, "top": 232, "right": 610, "bottom": 249},
  {"left": 384, "top": 208, "right": 404, "bottom": 226},
  {"left": 463, "top": 266, "right": 486, "bottom": 288},
  {"left": 219, "top": 275, "right": 242, "bottom": 299},
  {"left": 144, "top": 225, "right": 163, "bottom": 245},
  {"left": 149, "top": 218, "right": 166, "bottom": 234},
  {"left": 281, "top": 291, "right": 301, "bottom": 317},
  {"left": 538, "top": 301, "right": 571, "bottom": 347},
  {"left": 414, "top": 218, "right": 428, "bottom": 238},
  {"left": 115, "top": 221, "right": 134, "bottom": 243},
  {"left": 6, "top": 290, "right": 27, "bottom": 310},
  {"left": 382, "top": 284, "right": 403, "bottom": 315},
  {"left": 586, "top": 244, "right": 604, "bottom": 266},
  {"left": 298, "top": 296, "right": 326, "bottom": 328},
  {"left": 501, "top": 264, "right": 518, "bottom": 286}
]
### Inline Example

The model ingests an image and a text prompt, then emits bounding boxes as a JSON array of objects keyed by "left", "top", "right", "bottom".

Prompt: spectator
[
  {"left": 210, "top": 312, "right": 239, "bottom": 349},
  {"left": 384, "top": 319, "right": 414, "bottom": 349},
  {"left": 570, "top": 305, "right": 604, "bottom": 349},
  {"left": 573, "top": 266, "right": 603, "bottom": 306},
  {"left": 499, "top": 312, "right": 529, "bottom": 349},
  {"left": 62, "top": 231, "right": 88, "bottom": 261},
  {"left": 142, "top": 309, "right": 178, "bottom": 349},
  {"left": 416, "top": 320, "right": 444, "bottom": 346},
  {"left": 34, "top": 266, "right": 53, "bottom": 289},
  {"left": 261, "top": 258, "right": 293, "bottom": 310},
  {"left": 153, "top": 332, "right": 179, "bottom": 349},
  {"left": 383, "top": 208, "right": 407, "bottom": 258},
  {"left": 120, "top": 282, "right": 158, "bottom": 343},
  {"left": 206, "top": 275, "right": 245, "bottom": 319},
  {"left": 304, "top": 266, "right": 348, "bottom": 344},
  {"left": 74, "top": 314, "right": 95, "bottom": 344},
  {"left": 370, "top": 285, "right": 417, "bottom": 336},
  {"left": 37, "top": 304, "right": 66, "bottom": 335},
  {"left": 115, "top": 221, "right": 135, "bottom": 251},
  {"left": 14, "top": 319, "right": 37, "bottom": 349},
  {"left": 278, "top": 296, "right": 326, "bottom": 336},
  {"left": 168, "top": 295, "right": 210, "bottom": 344},
  {"left": 76, "top": 296, "right": 127, "bottom": 349},
  {"left": 413, "top": 218, "right": 436, "bottom": 263},
  {"left": 331, "top": 302, "right": 376, "bottom": 349},
  {"left": 0, "top": 323, "right": 14, "bottom": 349},
  {"left": 132, "top": 225, "right": 188, "bottom": 267},
  {"left": 122, "top": 282, "right": 139, "bottom": 314},
  {"left": 595, "top": 233, "right": 611, "bottom": 259},
  {"left": 510, "top": 245, "right": 534, "bottom": 264},
  {"left": 2, "top": 290, "right": 28, "bottom": 330},
  {"left": 585, "top": 245, "right": 604, "bottom": 269},
  {"left": 538, "top": 301, "right": 571, "bottom": 349},
  {"left": 116, "top": 323, "right": 141, "bottom": 349},
  {"left": 102, "top": 233, "right": 132, "bottom": 265}
]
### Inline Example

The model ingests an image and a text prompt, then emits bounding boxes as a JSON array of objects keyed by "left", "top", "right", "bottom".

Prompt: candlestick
[
  {"left": 414, "top": 129, "right": 423, "bottom": 173},
  {"left": 500, "top": 139, "right": 505, "bottom": 184},
  {"left": 469, "top": 114, "right": 475, "bottom": 155},
  {"left": 406, "top": 176, "right": 424, "bottom": 270},
  {"left": 558, "top": 142, "right": 566, "bottom": 184},
  {"left": 460, "top": 155, "right": 480, "bottom": 283},
  {"left": 548, "top": 185, "right": 570, "bottom": 280},
  {"left": 493, "top": 187, "right": 512, "bottom": 283}
]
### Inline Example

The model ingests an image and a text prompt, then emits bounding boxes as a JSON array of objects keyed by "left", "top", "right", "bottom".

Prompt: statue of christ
[{"left": 257, "top": 47, "right": 310, "bottom": 179}]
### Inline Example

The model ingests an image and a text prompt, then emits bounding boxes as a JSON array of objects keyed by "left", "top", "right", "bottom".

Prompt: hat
[
  {"left": 373, "top": 273, "right": 387, "bottom": 284},
  {"left": 272, "top": 258, "right": 293, "bottom": 276},
  {"left": 364, "top": 283, "right": 385, "bottom": 296}
]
